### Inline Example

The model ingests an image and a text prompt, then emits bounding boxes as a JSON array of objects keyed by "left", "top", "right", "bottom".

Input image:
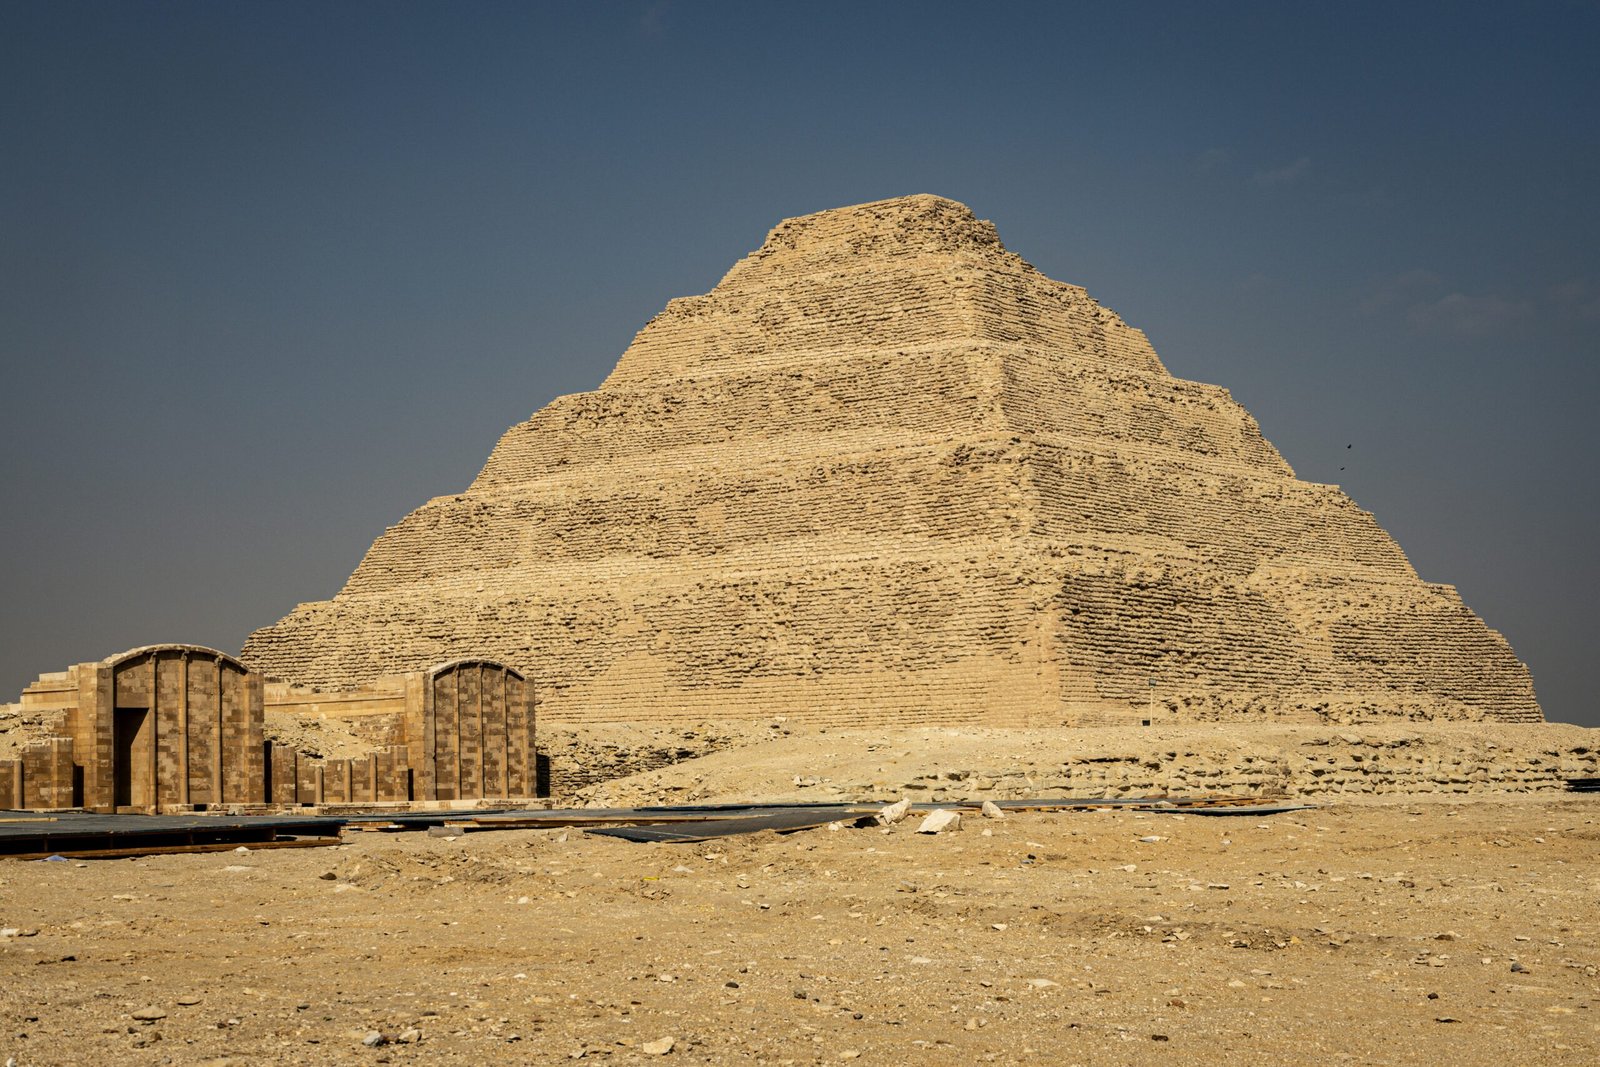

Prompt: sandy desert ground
[{"left": 2, "top": 728, "right": 1597, "bottom": 1066}]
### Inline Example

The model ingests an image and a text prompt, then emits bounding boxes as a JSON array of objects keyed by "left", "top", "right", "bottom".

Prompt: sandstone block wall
[
  {"left": 256, "top": 661, "right": 539, "bottom": 806},
  {"left": 1, "top": 649, "right": 536, "bottom": 812},
  {"left": 264, "top": 679, "right": 408, "bottom": 752},
  {"left": 267, "top": 742, "right": 413, "bottom": 805},
  {"left": 412, "top": 659, "right": 536, "bottom": 802},
  {"left": 0, "top": 737, "right": 76, "bottom": 810},
  {"left": 27, "top": 646, "right": 267, "bottom": 812},
  {"left": 1, "top": 648, "right": 260, "bottom": 812},
  {"left": 240, "top": 195, "right": 1542, "bottom": 727}
]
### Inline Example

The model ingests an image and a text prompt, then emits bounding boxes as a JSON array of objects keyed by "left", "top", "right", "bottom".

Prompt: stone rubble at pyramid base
[{"left": 568, "top": 721, "right": 1600, "bottom": 808}]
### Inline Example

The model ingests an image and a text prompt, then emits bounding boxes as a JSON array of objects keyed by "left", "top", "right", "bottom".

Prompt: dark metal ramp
[
  {"left": 588, "top": 808, "right": 872, "bottom": 843},
  {"left": 0, "top": 811, "right": 341, "bottom": 859}
]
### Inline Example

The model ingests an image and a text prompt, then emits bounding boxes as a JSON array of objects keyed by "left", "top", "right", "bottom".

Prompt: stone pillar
[
  {"left": 296, "top": 755, "right": 317, "bottom": 806},
  {"left": 177, "top": 653, "right": 190, "bottom": 806},
  {"left": 244, "top": 667, "right": 265, "bottom": 804},
  {"left": 76, "top": 662, "right": 114, "bottom": 812},
  {"left": 212, "top": 657, "right": 225, "bottom": 805},
  {"left": 408, "top": 671, "right": 434, "bottom": 801},
  {"left": 0, "top": 759, "right": 21, "bottom": 809}
]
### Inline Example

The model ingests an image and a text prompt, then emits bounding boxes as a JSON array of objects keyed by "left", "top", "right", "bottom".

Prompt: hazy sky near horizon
[{"left": 3, "top": 1, "right": 1596, "bottom": 725}]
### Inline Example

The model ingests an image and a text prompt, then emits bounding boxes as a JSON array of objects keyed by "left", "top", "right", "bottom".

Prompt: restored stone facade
[
  {"left": 0, "top": 645, "right": 262, "bottom": 812},
  {"left": 265, "top": 659, "right": 537, "bottom": 805},
  {"left": 0, "top": 648, "right": 537, "bottom": 811},
  {"left": 243, "top": 195, "right": 1542, "bottom": 726}
]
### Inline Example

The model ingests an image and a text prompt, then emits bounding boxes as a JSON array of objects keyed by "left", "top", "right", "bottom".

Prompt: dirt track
[{"left": 2, "top": 789, "right": 1597, "bottom": 1065}]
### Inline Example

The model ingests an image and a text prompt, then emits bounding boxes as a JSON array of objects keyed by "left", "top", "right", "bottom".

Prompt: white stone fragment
[
  {"left": 876, "top": 798, "right": 912, "bottom": 825},
  {"left": 917, "top": 809, "right": 962, "bottom": 834}
]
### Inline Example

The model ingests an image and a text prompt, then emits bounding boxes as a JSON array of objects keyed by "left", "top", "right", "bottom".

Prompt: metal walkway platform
[{"left": 0, "top": 810, "right": 341, "bottom": 859}]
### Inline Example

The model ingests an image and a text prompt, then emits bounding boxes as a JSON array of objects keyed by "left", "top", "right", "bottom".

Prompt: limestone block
[{"left": 917, "top": 809, "right": 962, "bottom": 834}]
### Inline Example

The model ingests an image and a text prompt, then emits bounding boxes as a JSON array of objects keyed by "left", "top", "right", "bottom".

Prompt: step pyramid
[{"left": 243, "top": 195, "right": 1542, "bottom": 726}]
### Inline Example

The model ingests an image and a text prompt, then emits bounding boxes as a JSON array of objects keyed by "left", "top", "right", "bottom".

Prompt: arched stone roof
[
  {"left": 426, "top": 658, "right": 526, "bottom": 681},
  {"left": 103, "top": 644, "right": 249, "bottom": 671}
]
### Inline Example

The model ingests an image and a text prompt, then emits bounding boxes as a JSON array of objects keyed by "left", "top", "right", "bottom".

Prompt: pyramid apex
[
  {"left": 780, "top": 192, "right": 975, "bottom": 222},
  {"left": 745, "top": 194, "right": 1002, "bottom": 266},
  {"left": 600, "top": 194, "right": 1166, "bottom": 388}
]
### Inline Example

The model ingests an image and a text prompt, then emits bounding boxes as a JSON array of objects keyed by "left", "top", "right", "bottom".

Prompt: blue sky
[{"left": 3, "top": 1, "right": 1596, "bottom": 724}]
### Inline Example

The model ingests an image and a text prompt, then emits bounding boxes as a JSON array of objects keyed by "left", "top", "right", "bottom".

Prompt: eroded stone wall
[
  {"left": 0, "top": 737, "right": 75, "bottom": 810},
  {"left": 243, "top": 195, "right": 1542, "bottom": 726}
]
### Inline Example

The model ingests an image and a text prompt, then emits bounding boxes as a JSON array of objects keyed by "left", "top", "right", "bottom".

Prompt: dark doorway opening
[{"left": 113, "top": 707, "right": 149, "bottom": 809}]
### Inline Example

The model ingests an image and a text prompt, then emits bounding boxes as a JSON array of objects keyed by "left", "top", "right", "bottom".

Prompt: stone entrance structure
[
  {"left": 2, "top": 649, "right": 539, "bottom": 811},
  {"left": 0, "top": 645, "right": 262, "bottom": 813},
  {"left": 414, "top": 659, "right": 537, "bottom": 803},
  {"left": 263, "top": 659, "right": 537, "bottom": 805}
]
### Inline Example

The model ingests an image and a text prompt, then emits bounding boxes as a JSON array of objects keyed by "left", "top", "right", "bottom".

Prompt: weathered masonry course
[{"left": 242, "top": 194, "right": 1542, "bottom": 727}]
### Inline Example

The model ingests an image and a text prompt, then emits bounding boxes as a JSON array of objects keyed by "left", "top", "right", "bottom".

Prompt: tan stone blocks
[
  {"left": 2, "top": 737, "right": 76, "bottom": 809},
  {"left": 235, "top": 195, "right": 1543, "bottom": 727},
  {"left": 412, "top": 661, "right": 534, "bottom": 802}
]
